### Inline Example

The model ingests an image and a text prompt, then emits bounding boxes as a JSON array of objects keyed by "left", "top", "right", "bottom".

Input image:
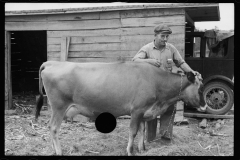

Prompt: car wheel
[{"left": 203, "top": 82, "right": 234, "bottom": 115}]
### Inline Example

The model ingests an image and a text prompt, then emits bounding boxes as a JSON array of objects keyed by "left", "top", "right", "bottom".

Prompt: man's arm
[
  {"left": 132, "top": 45, "right": 161, "bottom": 67},
  {"left": 180, "top": 62, "right": 200, "bottom": 76},
  {"left": 170, "top": 44, "right": 199, "bottom": 75},
  {"left": 134, "top": 58, "right": 161, "bottom": 68},
  {"left": 180, "top": 62, "right": 193, "bottom": 73}
]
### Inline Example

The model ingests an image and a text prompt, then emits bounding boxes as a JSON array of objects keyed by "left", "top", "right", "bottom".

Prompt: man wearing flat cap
[{"left": 132, "top": 24, "right": 199, "bottom": 141}]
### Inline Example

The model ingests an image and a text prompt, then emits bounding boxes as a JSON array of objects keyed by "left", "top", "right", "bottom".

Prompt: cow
[{"left": 35, "top": 61, "right": 206, "bottom": 156}]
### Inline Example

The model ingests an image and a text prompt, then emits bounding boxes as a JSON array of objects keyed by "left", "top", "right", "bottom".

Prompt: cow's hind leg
[
  {"left": 48, "top": 101, "right": 68, "bottom": 155},
  {"left": 138, "top": 120, "right": 145, "bottom": 153},
  {"left": 126, "top": 112, "right": 141, "bottom": 156}
]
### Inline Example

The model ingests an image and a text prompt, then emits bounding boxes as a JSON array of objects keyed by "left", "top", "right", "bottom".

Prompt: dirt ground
[{"left": 5, "top": 92, "right": 234, "bottom": 156}]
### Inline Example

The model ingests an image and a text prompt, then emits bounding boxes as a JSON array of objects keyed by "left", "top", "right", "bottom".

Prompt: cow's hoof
[
  {"left": 138, "top": 149, "right": 145, "bottom": 154},
  {"left": 161, "top": 136, "right": 172, "bottom": 142},
  {"left": 161, "top": 133, "right": 172, "bottom": 140},
  {"left": 126, "top": 147, "right": 134, "bottom": 156},
  {"left": 138, "top": 145, "right": 145, "bottom": 153},
  {"left": 127, "top": 152, "right": 134, "bottom": 156}
]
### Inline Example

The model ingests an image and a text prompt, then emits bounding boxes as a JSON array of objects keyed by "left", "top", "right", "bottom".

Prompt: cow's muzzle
[{"left": 197, "top": 104, "right": 208, "bottom": 112}]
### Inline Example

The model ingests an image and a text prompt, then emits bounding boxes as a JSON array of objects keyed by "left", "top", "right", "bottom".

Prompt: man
[{"left": 132, "top": 24, "right": 199, "bottom": 140}]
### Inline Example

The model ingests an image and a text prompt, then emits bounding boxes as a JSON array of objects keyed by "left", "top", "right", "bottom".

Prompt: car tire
[{"left": 203, "top": 82, "right": 234, "bottom": 115}]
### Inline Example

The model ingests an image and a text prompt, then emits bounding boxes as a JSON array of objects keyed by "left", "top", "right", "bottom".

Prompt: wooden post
[
  {"left": 185, "top": 11, "right": 195, "bottom": 28},
  {"left": 145, "top": 118, "right": 158, "bottom": 142},
  {"left": 5, "top": 31, "right": 12, "bottom": 110},
  {"left": 60, "top": 36, "right": 70, "bottom": 61},
  {"left": 5, "top": 31, "right": 8, "bottom": 110},
  {"left": 174, "top": 101, "right": 184, "bottom": 122}
]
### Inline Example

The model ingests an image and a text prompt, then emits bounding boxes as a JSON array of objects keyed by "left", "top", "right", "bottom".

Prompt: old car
[{"left": 185, "top": 30, "right": 234, "bottom": 115}]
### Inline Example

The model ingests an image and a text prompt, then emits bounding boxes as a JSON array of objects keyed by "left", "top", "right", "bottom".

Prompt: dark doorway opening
[{"left": 11, "top": 31, "right": 47, "bottom": 95}]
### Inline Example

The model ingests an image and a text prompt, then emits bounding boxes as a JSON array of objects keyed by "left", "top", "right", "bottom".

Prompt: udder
[
  {"left": 65, "top": 104, "right": 96, "bottom": 119},
  {"left": 143, "top": 104, "right": 160, "bottom": 121}
]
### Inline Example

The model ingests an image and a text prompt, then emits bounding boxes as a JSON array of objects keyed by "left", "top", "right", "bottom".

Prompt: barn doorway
[{"left": 11, "top": 31, "right": 47, "bottom": 109}]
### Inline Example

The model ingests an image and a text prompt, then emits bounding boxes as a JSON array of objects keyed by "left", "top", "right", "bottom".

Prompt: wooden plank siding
[
  {"left": 5, "top": 8, "right": 184, "bottom": 22},
  {"left": 48, "top": 57, "right": 133, "bottom": 63},
  {"left": 48, "top": 51, "right": 137, "bottom": 58},
  {"left": 47, "top": 42, "right": 185, "bottom": 53},
  {"left": 47, "top": 26, "right": 185, "bottom": 37},
  {"left": 6, "top": 15, "right": 185, "bottom": 31},
  {"left": 47, "top": 34, "right": 184, "bottom": 44},
  {"left": 6, "top": 8, "right": 185, "bottom": 63},
  {"left": 47, "top": 35, "right": 185, "bottom": 62}
]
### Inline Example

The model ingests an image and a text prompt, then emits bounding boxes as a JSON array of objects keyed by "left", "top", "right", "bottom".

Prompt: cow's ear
[{"left": 186, "top": 72, "right": 195, "bottom": 83}]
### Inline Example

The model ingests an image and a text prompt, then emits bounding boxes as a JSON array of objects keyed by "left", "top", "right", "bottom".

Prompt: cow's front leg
[
  {"left": 138, "top": 120, "right": 145, "bottom": 153},
  {"left": 126, "top": 112, "right": 141, "bottom": 156}
]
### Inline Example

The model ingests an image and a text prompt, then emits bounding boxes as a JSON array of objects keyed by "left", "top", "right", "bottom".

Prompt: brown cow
[{"left": 35, "top": 61, "right": 206, "bottom": 155}]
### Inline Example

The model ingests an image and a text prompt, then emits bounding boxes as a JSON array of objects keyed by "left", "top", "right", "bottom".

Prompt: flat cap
[{"left": 154, "top": 25, "right": 172, "bottom": 34}]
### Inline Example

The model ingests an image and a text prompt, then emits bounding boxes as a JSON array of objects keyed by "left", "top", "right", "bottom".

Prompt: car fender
[{"left": 203, "top": 75, "right": 234, "bottom": 91}]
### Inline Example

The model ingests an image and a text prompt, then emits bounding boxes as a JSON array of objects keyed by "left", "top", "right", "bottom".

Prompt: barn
[{"left": 5, "top": 3, "right": 220, "bottom": 111}]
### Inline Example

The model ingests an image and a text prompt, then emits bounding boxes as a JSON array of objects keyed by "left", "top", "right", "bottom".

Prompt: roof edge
[{"left": 5, "top": 3, "right": 219, "bottom": 16}]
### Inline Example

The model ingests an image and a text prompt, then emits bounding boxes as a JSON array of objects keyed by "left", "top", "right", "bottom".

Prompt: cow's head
[{"left": 182, "top": 72, "right": 207, "bottom": 112}]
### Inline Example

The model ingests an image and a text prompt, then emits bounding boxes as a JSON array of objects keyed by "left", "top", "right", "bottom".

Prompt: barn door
[{"left": 5, "top": 31, "right": 12, "bottom": 110}]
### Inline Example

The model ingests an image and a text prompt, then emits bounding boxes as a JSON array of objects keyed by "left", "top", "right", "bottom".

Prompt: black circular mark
[{"left": 95, "top": 112, "right": 116, "bottom": 133}]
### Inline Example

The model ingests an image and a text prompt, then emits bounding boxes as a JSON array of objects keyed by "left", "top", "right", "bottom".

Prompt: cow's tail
[{"left": 35, "top": 64, "right": 45, "bottom": 120}]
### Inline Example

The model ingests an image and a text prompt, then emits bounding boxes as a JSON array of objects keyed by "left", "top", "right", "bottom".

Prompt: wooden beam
[
  {"left": 5, "top": 31, "right": 8, "bottom": 110},
  {"left": 119, "top": 112, "right": 234, "bottom": 120},
  {"left": 5, "top": 15, "right": 185, "bottom": 31},
  {"left": 184, "top": 112, "right": 234, "bottom": 119},
  {"left": 48, "top": 51, "right": 137, "bottom": 58},
  {"left": 49, "top": 57, "right": 133, "bottom": 63},
  {"left": 146, "top": 119, "right": 158, "bottom": 142},
  {"left": 5, "top": 8, "right": 185, "bottom": 22},
  {"left": 47, "top": 34, "right": 184, "bottom": 45},
  {"left": 5, "top": 31, "right": 12, "bottom": 110},
  {"left": 120, "top": 8, "right": 184, "bottom": 19},
  {"left": 48, "top": 42, "right": 184, "bottom": 52},
  {"left": 5, "top": 19, "right": 122, "bottom": 31},
  {"left": 185, "top": 11, "right": 194, "bottom": 27},
  {"left": 8, "top": 31, "right": 12, "bottom": 109},
  {"left": 47, "top": 26, "right": 185, "bottom": 37},
  {"left": 60, "top": 37, "right": 70, "bottom": 61},
  {"left": 66, "top": 37, "right": 70, "bottom": 58}
]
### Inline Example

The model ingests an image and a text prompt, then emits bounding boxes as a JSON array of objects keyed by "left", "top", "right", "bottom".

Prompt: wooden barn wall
[{"left": 6, "top": 8, "right": 185, "bottom": 63}]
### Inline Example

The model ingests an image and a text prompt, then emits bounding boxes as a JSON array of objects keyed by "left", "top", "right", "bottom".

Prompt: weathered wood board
[
  {"left": 5, "top": 8, "right": 184, "bottom": 22},
  {"left": 48, "top": 51, "right": 137, "bottom": 58},
  {"left": 5, "top": 31, "right": 12, "bottom": 110},
  {"left": 47, "top": 34, "right": 184, "bottom": 45},
  {"left": 6, "top": 15, "right": 185, "bottom": 31},
  {"left": 48, "top": 42, "right": 184, "bottom": 52},
  {"left": 47, "top": 26, "right": 185, "bottom": 37}
]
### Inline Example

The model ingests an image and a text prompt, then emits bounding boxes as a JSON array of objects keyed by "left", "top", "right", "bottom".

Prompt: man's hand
[
  {"left": 147, "top": 59, "right": 161, "bottom": 67},
  {"left": 191, "top": 70, "right": 202, "bottom": 80}
]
